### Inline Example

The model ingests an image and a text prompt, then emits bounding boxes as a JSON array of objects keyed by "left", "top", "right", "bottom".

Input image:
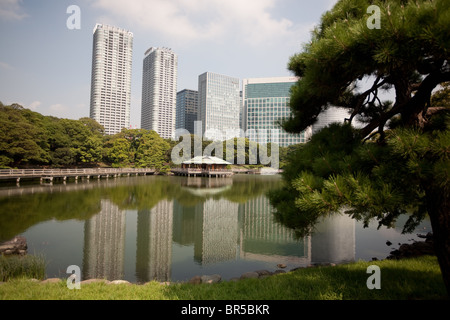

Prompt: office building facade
[
  {"left": 89, "top": 24, "right": 133, "bottom": 135},
  {"left": 176, "top": 89, "right": 198, "bottom": 134},
  {"left": 243, "top": 77, "right": 312, "bottom": 147},
  {"left": 141, "top": 47, "right": 178, "bottom": 139},
  {"left": 198, "top": 72, "right": 241, "bottom": 141},
  {"left": 311, "top": 106, "right": 351, "bottom": 135}
]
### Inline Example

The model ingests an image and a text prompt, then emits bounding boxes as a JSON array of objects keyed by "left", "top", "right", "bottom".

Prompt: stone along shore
[{"left": 1, "top": 233, "right": 436, "bottom": 286}]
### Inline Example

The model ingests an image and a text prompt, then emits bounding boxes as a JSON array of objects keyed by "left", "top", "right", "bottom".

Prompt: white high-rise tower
[
  {"left": 89, "top": 24, "right": 133, "bottom": 135},
  {"left": 141, "top": 47, "right": 178, "bottom": 139}
]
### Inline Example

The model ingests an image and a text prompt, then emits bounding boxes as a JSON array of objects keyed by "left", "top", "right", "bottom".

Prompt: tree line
[{"left": 0, "top": 102, "right": 286, "bottom": 171}]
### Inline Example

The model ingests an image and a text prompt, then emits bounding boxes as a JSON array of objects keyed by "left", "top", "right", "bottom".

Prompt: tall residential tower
[
  {"left": 141, "top": 47, "right": 178, "bottom": 140},
  {"left": 89, "top": 24, "right": 133, "bottom": 135}
]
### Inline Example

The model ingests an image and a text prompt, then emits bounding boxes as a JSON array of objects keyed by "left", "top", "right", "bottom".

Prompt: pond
[{"left": 0, "top": 174, "right": 431, "bottom": 283}]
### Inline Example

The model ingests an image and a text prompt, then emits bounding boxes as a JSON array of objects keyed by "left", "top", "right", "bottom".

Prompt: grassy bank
[
  {"left": 0, "top": 254, "right": 46, "bottom": 282},
  {"left": 0, "top": 256, "right": 447, "bottom": 300}
]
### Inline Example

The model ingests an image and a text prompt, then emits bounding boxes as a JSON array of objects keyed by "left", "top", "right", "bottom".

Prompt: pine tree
[{"left": 270, "top": 0, "right": 450, "bottom": 295}]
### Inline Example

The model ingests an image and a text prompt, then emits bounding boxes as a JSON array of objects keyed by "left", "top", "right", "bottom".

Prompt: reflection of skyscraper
[
  {"left": 240, "top": 196, "right": 310, "bottom": 265},
  {"left": 194, "top": 199, "right": 239, "bottom": 265},
  {"left": 83, "top": 199, "right": 126, "bottom": 280},
  {"left": 172, "top": 200, "right": 197, "bottom": 246},
  {"left": 136, "top": 200, "right": 173, "bottom": 283},
  {"left": 311, "top": 212, "right": 355, "bottom": 264}
]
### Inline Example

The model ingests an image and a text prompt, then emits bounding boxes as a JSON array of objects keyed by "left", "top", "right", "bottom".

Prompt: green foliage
[
  {"left": 284, "top": 0, "right": 450, "bottom": 135},
  {"left": 0, "top": 254, "right": 46, "bottom": 282},
  {"left": 270, "top": 115, "right": 449, "bottom": 238},
  {"left": 221, "top": 137, "right": 260, "bottom": 165},
  {"left": 135, "top": 131, "right": 171, "bottom": 170},
  {"left": 105, "top": 138, "right": 135, "bottom": 168},
  {"left": 0, "top": 102, "right": 285, "bottom": 170},
  {"left": 0, "top": 103, "right": 176, "bottom": 169},
  {"left": 273, "top": 0, "right": 450, "bottom": 276},
  {"left": 0, "top": 256, "right": 445, "bottom": 300},
  {"left": 0, "top": 104, "right": 48, "bottom": 167}
]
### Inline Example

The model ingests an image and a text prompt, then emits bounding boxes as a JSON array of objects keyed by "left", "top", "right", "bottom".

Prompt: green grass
[
  {"left": 0, "top": 256, "right": 447, "bottom": 300},
  {"left": 0, "top": 254, "right": 46, "bottom": 282}
]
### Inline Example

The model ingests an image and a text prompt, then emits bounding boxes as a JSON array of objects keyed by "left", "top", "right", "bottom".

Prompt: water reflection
[
  {"left": 80, "top": 192, "right": 357, "bottom": 282},
  {"left": 0, "top": 175, "right": 430, "bottom": 283},
  {"left": 83, "top": 200, "right": 126, "bottom": 281},
  {"left": 136, "top": 200, "right": 173, "bottom": 283},
  {"left": 240, "top": 196, "right": 311, "bottom": 266},
  {"left": 311, "top": 214, "right": 355, "bottom": 264}
]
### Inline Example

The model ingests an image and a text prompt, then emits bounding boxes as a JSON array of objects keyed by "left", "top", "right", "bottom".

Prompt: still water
[{"left": 0, "top": 174, "right": 431, "bottom": 283}]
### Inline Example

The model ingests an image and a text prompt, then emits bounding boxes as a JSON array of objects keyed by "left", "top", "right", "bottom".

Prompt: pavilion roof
[{"left": 182, "top": 156, "right": 232, "bottom": 165}]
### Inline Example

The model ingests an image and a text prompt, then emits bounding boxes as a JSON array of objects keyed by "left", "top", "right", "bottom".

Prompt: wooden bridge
[{"left": 0, "top": 168, "right": 156, "bottom": 184}]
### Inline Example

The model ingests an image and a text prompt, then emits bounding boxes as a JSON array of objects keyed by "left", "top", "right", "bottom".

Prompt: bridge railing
[{"left": 0, "top": 168, "right": 156, "bottom": 176}]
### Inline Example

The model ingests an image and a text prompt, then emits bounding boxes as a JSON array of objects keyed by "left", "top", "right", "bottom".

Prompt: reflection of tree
[
  {"left": 218, "top": 175, "right": 283, "bottom": 204},
  {"left": 173, "top": 175, "right": 284, "bottom": 207},
  {"left": 0, "top": 175, "right": 284, "bottom": 242},
  {"left": 103, "top": 177, "right": 177, "bottom": 210},
  {"left": 0, "top": 187, "right": 102, "bottom": 241}
]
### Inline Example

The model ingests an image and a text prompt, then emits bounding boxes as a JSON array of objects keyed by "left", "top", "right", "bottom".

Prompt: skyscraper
[
  {"left": 198, "top": 72, "right": 241, "bottom": 141},
  {"left": 311, "top": 106, "right": 351, "bottom": 135},
  {"left": 141, "top": 47, "right": 178, "bottom": 140},
  {"left": 89, "top": 24, "right": 133, "bottom": 135},
  {"left": 176, "top": 89, "right": 198, "bottom": 134},
  {"left": 243, "top": 77, "right": 312, "bottom": 147}
]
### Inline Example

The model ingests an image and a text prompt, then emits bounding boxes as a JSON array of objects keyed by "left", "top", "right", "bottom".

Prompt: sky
[{"left": 0, "top": 0, "right": 338, "bottom": 128}]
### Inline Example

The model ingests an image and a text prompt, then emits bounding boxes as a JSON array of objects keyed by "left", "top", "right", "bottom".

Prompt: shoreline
[{"left": 1, "top": 233, "right": 436, "bottom": 286}]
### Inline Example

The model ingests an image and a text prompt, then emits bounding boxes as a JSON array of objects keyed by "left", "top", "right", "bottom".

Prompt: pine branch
[{"left": 359, "top": 70, "right": 450, "bottom": 139}]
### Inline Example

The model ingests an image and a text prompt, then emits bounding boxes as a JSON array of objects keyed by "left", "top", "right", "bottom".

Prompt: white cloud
[
  {"left": 48, "top": 104, "right": 71, "bottom": 118},
  {"left": 91, "top": 0, "right": 297, "bottom": 45},
  {"left": 0, "top": 0, "right": 28, "bottom": 21},
  {"left": 49, "top": 104, "right": 68, "bottom": 112},
  {"left": 28, "top": 101, "right": 41, "bottom": 111}
]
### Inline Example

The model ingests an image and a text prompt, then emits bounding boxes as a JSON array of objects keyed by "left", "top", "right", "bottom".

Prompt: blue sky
[{"left": 0, "top": 0, "right": 337, "bottom": 128}]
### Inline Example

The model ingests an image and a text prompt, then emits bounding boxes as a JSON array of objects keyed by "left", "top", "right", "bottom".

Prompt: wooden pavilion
[{"left": 172, "top": 156, "right": 233, "bottom": 177}]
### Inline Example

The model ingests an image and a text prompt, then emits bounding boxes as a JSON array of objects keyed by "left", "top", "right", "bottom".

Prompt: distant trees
[
  {"left": 0, "top": 103, "right": 171, "bottom": 170},
  {"left": 0, "top": 102, "right": 287, "bottom": 170},
  {"left": 0, "top": 104, "right": 48, "bottom": 167}
]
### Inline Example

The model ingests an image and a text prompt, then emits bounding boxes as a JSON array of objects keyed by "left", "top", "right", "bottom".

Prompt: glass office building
[
  {"left": 243, "top": 77, "right": 312, "bottom": 147},
  {"left": 176, "top": 89, "right": 198, "bottom": 134},
  {"left": 198, "top": 72, "right": 241, "bottom": 141},
  {"left": 89, "top": 24, "right": 133, "bottom": 135}
]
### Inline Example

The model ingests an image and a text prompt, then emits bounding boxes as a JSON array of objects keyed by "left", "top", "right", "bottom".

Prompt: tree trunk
[{"left": 425, "top": 187, "right": 450, "bottom": 296}]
